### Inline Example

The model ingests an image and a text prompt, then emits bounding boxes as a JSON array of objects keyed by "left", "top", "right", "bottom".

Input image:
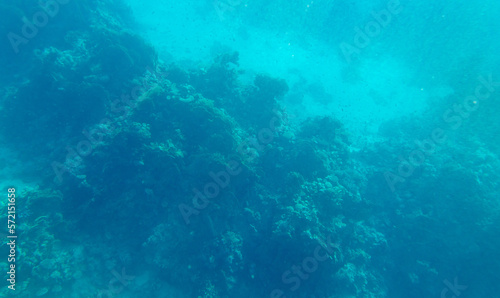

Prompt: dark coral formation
[{"left": 0, "top": 1, "right": 499, "bottom": 298}]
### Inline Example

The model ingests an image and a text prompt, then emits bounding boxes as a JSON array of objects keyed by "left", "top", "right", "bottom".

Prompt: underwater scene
[{"left": 1, "top": 0, "right": 499, "bottom": 297}]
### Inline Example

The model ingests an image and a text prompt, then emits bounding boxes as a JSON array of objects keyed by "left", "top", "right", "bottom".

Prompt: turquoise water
[{"left": 0, "top": 0, "right": 499, "bottom": 297}]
